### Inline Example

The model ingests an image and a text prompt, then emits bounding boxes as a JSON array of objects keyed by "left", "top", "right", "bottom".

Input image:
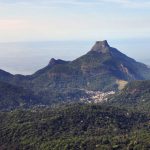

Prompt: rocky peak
[
  {"left": 49, "top": 58, "right": 69, "bottom": 66},
  {"left": 49, "top": 58, "right": 57, "bottom": 66},
  {"left": 91, "top": 40, "right": 110, "bottom": 53}
]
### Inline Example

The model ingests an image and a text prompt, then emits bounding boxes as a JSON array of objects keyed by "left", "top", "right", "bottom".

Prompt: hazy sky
[{"left": 0, "top": 0, "right": 150, "bottom": 42}]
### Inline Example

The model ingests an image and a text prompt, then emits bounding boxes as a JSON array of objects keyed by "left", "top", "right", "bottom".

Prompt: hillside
[
  {"left": 0, "top": 81, "right": 39, "bottom": 110},
  {"left": 26, "top": 40, "right": 150, "bottom": 93},
  {"left": 108, "top": 80, "right": 150, "bottom": 112},
  {"left": 0, "top": 104, "right": 149, "bottom": 150}
]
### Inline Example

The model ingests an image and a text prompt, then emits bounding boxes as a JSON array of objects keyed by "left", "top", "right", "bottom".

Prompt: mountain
[
  {"left": 0, "top": 104, "right": 149, "bottom": 149},
  {"left": 0, "top": 40, "right": 150, "bottom": 107},
  {"left": 0, "top": 69, "right": 13, "bottom": 82},
  {"left": 0, "top": 81, "right": 39, "bottom": 110},
  {"left": 28, "top": 40, "right": 150, "bottom": 92},
  {"left": 33, "top": 58, "right": 70, "bottom": 77},
  {"left": 108, "top": 80, "right": 150, "bottom": 112}
]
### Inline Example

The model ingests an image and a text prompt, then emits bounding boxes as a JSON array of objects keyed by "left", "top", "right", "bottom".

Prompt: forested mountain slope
[{"left": 0, "top": 104, "right": 149, "bottom": 150}]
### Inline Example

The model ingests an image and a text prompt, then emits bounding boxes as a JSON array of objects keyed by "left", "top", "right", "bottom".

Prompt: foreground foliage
[{"left": 0, "top": 104, "right": 150, "bottom": 150}]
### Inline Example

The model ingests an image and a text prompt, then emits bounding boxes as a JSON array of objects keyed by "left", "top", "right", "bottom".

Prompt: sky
[
  {"left": 0, "top": 0, "right": 150, "bottom": 74},
  {"left": 0, "top": 0, "right": 150, "bottom": 42}
]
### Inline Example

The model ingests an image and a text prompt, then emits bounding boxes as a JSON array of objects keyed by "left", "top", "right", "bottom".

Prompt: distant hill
[{"left": 0, "top": 40, "right": 150, "bottom": 107}]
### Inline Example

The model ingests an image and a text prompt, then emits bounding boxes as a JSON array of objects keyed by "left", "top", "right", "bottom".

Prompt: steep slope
[
  {"left": 33, "top": 58, "right": 70, "bottom": 77},
  {"left": 82, "top": 40, "right": 150, "bottom": 80},
  {"left": 108, "top": 80, "right": 150, "bottom": 112},
  {"left": 0, "top": 81, "right": 39, "bottom": 110},
  {"left": 0, "top": 69, "right": 13, "bottom": 82},
  {"left": 29, "top": 40, "right": 150, "bottom": 92}
]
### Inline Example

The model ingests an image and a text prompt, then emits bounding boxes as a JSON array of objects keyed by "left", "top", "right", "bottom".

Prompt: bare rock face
[{"left": 91, "top": 40, "right": 110, "bottom": 53}]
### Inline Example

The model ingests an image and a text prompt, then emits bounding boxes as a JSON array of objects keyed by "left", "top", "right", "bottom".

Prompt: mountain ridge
[{"left": 0, "top": 40, "right": 150, "bottom": 109}]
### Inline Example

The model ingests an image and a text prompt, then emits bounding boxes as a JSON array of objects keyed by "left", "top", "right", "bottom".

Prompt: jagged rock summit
[
  {"left": 49, "top": 58, "right": 57, "bottom": 65},
  {"left": 91, "top": 40, "right": 110, "bottom": 53}
]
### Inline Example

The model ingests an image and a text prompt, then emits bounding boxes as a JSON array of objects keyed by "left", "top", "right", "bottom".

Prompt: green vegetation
[
  {"left": 108, "top": 80, "right": 150, "bottom": 113},
  {"left": 0, "top": 81, "right": 39, "bottom": 110},
  {"left": 0, "top": 104, "right": 150, "bottom": 149}
]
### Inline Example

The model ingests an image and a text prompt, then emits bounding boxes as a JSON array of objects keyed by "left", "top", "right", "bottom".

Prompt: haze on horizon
[{"left": 0, "top": 0, "right": 150, "bottom": 74}]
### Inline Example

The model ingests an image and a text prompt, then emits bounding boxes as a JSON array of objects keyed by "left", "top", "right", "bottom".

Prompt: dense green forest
[
  {"left": 108, "top": 80, "right": 150, "bottom": 112},
  {"left": 0, "top": 104, "right": 150, "bottom": 150},
  {"left": 0, "top": 81, "right": 39, "bottom": 110},
  {"left": 0, "top": 80, "right": 150, "bottom": 149}
]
